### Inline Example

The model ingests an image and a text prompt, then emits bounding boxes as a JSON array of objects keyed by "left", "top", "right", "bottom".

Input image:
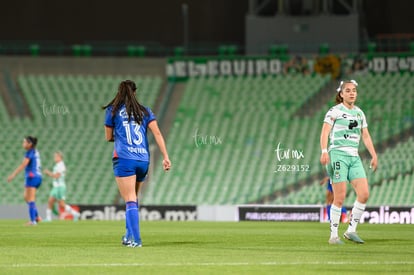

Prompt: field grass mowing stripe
[{"left": 3, "top": 261, "right": 414, "bottom": 268}]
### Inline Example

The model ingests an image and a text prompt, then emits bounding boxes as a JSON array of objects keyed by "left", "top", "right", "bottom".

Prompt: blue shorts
[
  {"left": 113, "top": 158, "right": 149, "bottom": 181},
  {"left": 25, "top": 176, "right": 42, "bottom": 188},
  {"left": 326, "top": 179, "right": 333, "bottom": 193}
]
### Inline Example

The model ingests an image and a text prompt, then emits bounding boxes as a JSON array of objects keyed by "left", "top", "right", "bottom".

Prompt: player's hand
[
  {"left": 319, "top": 176, "right": 329, "bottom": 185},
  {"left": 7, "top": 174, "right": 15, "bottom": 183},
  {"left": 163, "top": 158, "right": 171, "bottom": 171},
  {"left": 320, "top": 152, "right": 330, "bottom": 166},
  {"left": 370, "top": 157, "right": 378, "bottom": 172}
]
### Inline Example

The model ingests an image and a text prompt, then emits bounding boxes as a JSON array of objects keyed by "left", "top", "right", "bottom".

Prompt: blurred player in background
[
  {"left": 103, "top": 80, "right": 171, "bottom": 248},
  {"left": 320, "top": 176, "right": 348, "bottom": 223},
  {"left": 43, "top": 151, "right": 80, "bottom": 222},
  {"left": 320, "top": 80, "right": 377, "bottom": 245},
  {"left": 7, "top": 136, "right": 42, "bottom": 225}
]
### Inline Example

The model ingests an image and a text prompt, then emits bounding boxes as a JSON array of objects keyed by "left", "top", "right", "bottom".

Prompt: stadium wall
[
  {"left": 0, "top": 56, "right": 167, "bottom": 76},
  {"left": 1, "top": 205, "right": 414, "bottom": 224},
  {"left": 166, "top": 54, "right": 414, "bottom": 81},
  {"left": 246, "top": 14, "right": 359, "bottom": 54},
  {"left": 0, "top": 0, "right": 247, "bottom": 46}
]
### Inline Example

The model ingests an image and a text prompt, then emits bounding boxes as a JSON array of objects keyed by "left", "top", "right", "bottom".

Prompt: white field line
[{"left": 2, "top": 261, "right": 414, "bottom": 268}]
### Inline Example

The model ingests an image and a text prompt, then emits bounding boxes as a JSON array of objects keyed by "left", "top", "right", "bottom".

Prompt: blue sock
[
  {"left": 125, "top": 201, "right": 140, "bottom": 243},
  {"left": 124, "top": 200, "right": 141, "bottom": 240},
  {"left": 28, "top": 201, "right": 37, "bottom": 222},
  {"left": 125, "top": 223, "right": 131, "bottom": 240},
  {"left": 341, "top": 207, "right": 347, "bottom": 214},
  {"left": 327, "top": 204, "right": 331, "bottom": 220}
]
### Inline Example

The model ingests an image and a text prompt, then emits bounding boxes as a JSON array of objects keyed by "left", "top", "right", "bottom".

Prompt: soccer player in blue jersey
[
  {"left": 320, "top": 80, "right": 377, "bottom": 245},
  {"left": 103, "top": 80, "right": 171, "bottom": 248},
  {"left": 7, "top": 136, "right": 43, "bottom": 225}
]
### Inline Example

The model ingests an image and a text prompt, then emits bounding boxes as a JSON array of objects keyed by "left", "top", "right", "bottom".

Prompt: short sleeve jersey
[
  {"left": 104, "top": 105, "right": 156, "bottom": 161},
  {"left": 25, "top": 149, "right": 42, "bottom": 178},
  {"left": 323, "top": 103, "right": 368, "bottom": 156},
  {"left": 53, "top": 161, "right": 66, "bottom": 187}
]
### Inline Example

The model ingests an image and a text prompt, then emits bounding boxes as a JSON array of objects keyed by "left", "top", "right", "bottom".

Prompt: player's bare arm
[
  {"left": 320, "top": 122, "right": 332, "bottom": 166},
  {"left": 362, "top": 127, "right": 378, "bottom": 171},
  {"left": 148, "top": 120, "right": 171, "bottom": 171},
  {"left": 7, "top": 158, "right": 30, "bottom": 182},
  {"left": 104, "top": 126, "right": 114, "bottom": 142}
]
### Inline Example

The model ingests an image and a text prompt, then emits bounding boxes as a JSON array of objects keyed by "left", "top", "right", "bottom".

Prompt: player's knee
[
  {"left": 358, "top": 191, "right": 369, "bottom": 203},
  {"left": 333, "top": 197, "right": 345, "bottom": 207},
  {"left": 123, "top": 193, "right": 137, "bottom": 202}
]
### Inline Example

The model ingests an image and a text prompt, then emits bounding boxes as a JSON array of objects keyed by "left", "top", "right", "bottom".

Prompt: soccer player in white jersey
[
  {"left": 44, "top": 151, "right": 80, "bottom": 221},
  {"left": 320, "top": 80, "right": 378, "bottom": 245}
]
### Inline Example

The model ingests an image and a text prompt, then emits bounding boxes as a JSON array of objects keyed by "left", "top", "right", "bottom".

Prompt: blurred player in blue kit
[
  {"left": 103, "top": 80, "right": 171, "bottom": 248},
  {"left": 7, "top": 136, "right": 42, "bottom": 225}
]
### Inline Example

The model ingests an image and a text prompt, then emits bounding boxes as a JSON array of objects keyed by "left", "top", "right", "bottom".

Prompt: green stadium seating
[
  {"left": 0, "top": 74, "right": 162, "bottom": 205},
  {"left": 143, "top": 74, "right": 331, "bottom": 205},
  {"left": 2, "top": 70, "right": 412, "bottom": 207},
  {"left": 143, "top": 72, "right": 413, "bottom": 206}
]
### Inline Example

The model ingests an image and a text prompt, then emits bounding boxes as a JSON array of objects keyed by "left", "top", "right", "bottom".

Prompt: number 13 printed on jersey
[{"left": 123, "top": 121, "right": 143, "bottom": 145}]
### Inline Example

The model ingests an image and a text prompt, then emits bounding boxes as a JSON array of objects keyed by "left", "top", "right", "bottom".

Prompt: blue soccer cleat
[
  {"left": 127, "top": 241, "right": 142, "bottom": 248},
  {"left": 121, "top": 235, "right": 132, "bottom": 246}
]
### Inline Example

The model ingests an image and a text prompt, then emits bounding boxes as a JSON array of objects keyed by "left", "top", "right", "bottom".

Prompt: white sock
[
  {"left": 347, "top": 201, "right": 366, "bottom": 233},
  {"left": 330, "top": 205, "right": 342, "bottom": 239},
  {"left": 65, "top": 204, "right": 79, "bottom": 215},
  {"left": 46, "top": 208, "right": 52, "bottom": 220}
]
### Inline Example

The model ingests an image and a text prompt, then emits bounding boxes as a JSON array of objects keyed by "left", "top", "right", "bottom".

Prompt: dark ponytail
[
  {"left": 26, "top": 136, "right": 38, "bottom": 147},
  {"left": 335, "top": 93, "right": 343, "bottom": 104},
  {"left": 102, "top": 80, "right": 149, "bottom": 124}
]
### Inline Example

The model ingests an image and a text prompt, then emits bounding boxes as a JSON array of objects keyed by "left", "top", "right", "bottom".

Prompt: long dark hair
[
  {"left": 335, "top": 92, "right": 343, "bottom": 104},
  {"left": 102, "top": 80, "right": 149, "bottom": 124},
  {"left": 25, "top": 136, "right": 38, "bottom": 147}
]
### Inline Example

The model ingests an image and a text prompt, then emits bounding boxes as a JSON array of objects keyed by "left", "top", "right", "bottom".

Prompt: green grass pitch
[{"left": 0, "top": 220, "right": 413, "bottom": 274}]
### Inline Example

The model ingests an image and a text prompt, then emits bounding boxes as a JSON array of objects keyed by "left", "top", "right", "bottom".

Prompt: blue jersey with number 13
[{"left": 104, "top": 105, "right": 156, "bottom": 161}]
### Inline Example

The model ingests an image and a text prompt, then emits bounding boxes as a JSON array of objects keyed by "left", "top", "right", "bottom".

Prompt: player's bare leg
[
  {"left": 24, "top": 187, "right": 39, "bottom": 225},
  {"left": 45, "top": 197, "right": 56, "bottom": 221},
  {"left": 329, "top": 182, "right": 346, "bottom": 244},
  {"left": 117, "top": 175, "right": 142, "bottom": 247},
  {"left": 344, "top": 178, "right": 369, "bottom": 244}
]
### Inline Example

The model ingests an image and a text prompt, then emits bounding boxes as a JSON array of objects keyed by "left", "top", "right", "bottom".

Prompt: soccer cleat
[
  {"left": 121, "top": 235, "right": 132, "bottom": 246},
  {"left": 343, "top": 231, "right": 364, "bottom": 244},
  {"left": 42, "top": 219, "right": 52, "bottom": 222},
  {"left": 25, "top": 221, "right": 37, "bottom": 226},
  {"left": 328, "top": 237, "right": 344, "bottom": 245},
  {"left": 73, "top": 212, "right": 80, "bottom": 222},
  {"left": 127, "top": 241, "right": 142, "bottom": 248}
]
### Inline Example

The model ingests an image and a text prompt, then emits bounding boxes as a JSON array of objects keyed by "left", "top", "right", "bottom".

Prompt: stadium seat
[
  {"left": 29, "top": 44, "right": 40, "bottom": 56},
  {"left": 319, "top": 43, "right": 329, "bottom": 55}
]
